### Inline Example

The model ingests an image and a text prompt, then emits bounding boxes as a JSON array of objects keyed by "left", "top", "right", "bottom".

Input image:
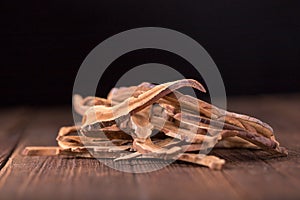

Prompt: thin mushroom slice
[
  {"left": 82, "top": 79, "right": 206, "bottom": 127},
  {"left": 179, "top": 154, "right": 225, "bottom": 170},
  {"left": 178, "top": 94, "right": 274, "bottom": 138},
  {"left": 73, "top": 94, "right": 112, "bottom": 116}
]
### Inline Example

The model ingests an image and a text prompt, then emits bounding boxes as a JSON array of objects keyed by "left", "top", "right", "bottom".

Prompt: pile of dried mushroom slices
[{"left": 23, "top": 79, "right": 287, "bottom": 170}]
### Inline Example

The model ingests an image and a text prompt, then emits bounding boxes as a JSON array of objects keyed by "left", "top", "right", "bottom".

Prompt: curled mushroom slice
[
  {"left": 107, "top": 82, "right": 155, "bottom": 104},
  {"left": 82, "top": 79, "right": 206, "bottom": 127},
  {"left": 177, "top": 94, "right": 274, "bottom": 138},
  {"left": 73, "top": 94, "right": 111, "bottom": 116}
]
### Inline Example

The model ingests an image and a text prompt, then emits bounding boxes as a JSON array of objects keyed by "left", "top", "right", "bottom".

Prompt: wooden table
[{"left": 1, "top": 94, "right": 300, "bottom": 200}]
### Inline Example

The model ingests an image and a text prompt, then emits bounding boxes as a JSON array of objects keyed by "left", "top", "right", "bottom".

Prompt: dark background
[{"left": 1, "top": 0, "right": 299, "bottom": 106}]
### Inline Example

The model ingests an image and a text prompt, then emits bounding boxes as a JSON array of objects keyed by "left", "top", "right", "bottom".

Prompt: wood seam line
[{"left": 0, "top": 108, "right": 35, "bottom": 172}]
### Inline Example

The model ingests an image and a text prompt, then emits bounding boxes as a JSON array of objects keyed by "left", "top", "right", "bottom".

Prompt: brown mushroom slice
[
  {"left": 107, "top": 82, "right": 155, "bottom": 104},
  {"left": 73, "top": 95, "right": 111, "bottom": 116},
  {"left": 178, "top": 153, "right": 225, "bottom": 170},
  {"left": 178, "top": 94, "right": 274, "bottom": 138},
  {"left": 82, "top": 79, "right": 206, "bottom": 127},
  {"left": 150, "top": 116, "right": 221, "bottom": 146},
  {"left": 214, "top": 136, "right": 260, "bottom": 149},
  {"left": 174, "top": 112, "right": 286, "bottom": 154}
]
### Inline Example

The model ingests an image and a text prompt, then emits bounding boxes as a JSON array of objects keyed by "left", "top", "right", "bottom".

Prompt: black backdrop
[{"left": 1, "top": 0, "right": 299, "bottom": 106}]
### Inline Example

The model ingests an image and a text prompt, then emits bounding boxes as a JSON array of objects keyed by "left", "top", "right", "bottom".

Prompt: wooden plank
[
  {"left": 133, "top": 94, "right": 300, "bottom": 200},
  {"left": 221, "top": 94, "right": 300, "bottom": 199},
  {"left": 0, "top": 107, "right": 30, "bottom": 169},
  {"left": 132, "top": 160, "right": 241, "bottom": 200},
  {"left": 0, "top": 107, "right": 240, "bottom": 200},
  {"left": 254, "top": 94, "right": 300, "bottom": 192},
  {"left": 0, "top": 94, "right": 300, "bottom": 199},
  {"left": 0, "top": 107, "right": 139, "bottom": 200}
]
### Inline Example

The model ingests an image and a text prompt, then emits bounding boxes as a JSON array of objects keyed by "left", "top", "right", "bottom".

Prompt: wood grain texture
[
  {"left": 0, "top": 95, "right": 300, "bottom": 200},
  {"left": 0, "top": 108, "right": 30, "bottom": 169}
]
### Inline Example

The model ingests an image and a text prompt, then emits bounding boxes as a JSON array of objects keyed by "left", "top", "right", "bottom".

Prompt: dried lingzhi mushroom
[{"left": 23, "top": 79, "right": 287, "bottom": 170}]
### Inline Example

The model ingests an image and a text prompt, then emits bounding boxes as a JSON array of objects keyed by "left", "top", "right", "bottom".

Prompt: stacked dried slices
[{"left": 24, "top": 79, "right": 287, "bottom": 170}]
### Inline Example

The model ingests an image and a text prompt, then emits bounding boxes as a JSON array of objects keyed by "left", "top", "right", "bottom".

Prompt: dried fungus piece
[{"left": 23, "top": 79, "right": 287, "bottom": 170}]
